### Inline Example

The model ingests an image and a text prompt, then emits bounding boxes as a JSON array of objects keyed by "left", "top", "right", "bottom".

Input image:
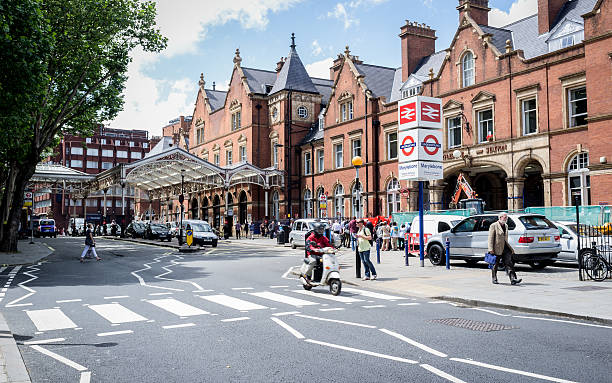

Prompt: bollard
[
  {"left": 376, "top": 238, "right": 381, "bottom": 264},
  {"left": 445, "top": 237, "right": 450, "bottom": 270},
  {"left": 404, "top": 234, "right": 409, "bottom": 266}
]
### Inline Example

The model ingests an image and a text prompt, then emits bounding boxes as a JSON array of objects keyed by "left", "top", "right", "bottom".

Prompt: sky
[{"left": 108, "top": 0, "right": 538, "bottom": 137}]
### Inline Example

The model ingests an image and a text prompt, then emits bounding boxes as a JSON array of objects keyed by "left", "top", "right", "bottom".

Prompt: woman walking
[
  {"left": 356, "top": 219, "right": 377, "bottom": 280},
  {"left": 80, "top": 223, "right": 101, "bottom": 262},
  {"left": 382, "top": 222, "right": 391, "bottom": 251}
]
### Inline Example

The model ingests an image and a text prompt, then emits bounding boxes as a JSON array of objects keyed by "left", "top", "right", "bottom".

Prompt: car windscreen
[
  {"left": 519, "top": 216, "right": 556, "bottom": 230},
  {"left": 190, "top": 224, "right": 212, "bottom": 232},
  {"left": 450, "top": 220, "right": 462, "bottom": 227},
  {"left": 40, "top": 220, "right": 54, "bottom": 225}
]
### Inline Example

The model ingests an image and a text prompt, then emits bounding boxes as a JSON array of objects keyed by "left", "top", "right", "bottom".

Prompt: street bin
[{"left": 277, "top": 228, "right": 286, "bottom": 245}]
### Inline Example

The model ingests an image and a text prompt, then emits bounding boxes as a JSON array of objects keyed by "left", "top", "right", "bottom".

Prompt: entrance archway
[
  {"left": 443, "top": 166, "right": 508, "bottom": 211},
  {"left": 190, "top": 198, "right": 198, "bottom": 219},
  {"left": 523, "top": 162, "right": 544, "bottom": 208},
  {"left": 238, "top": 191, "right": 247, "bottom": 224},
  {"left": 213, "top": 195, "right": 221, "bottom": 230},
  {"left": 201, "top": 197, "right": 209, "bottom": 223}
]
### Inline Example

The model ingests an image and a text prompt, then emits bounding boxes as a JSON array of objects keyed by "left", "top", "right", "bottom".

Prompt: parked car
[
  {"left": 166, "top": 221, "right": 181, "bottom": 237},
  {"left": 35, "top": 219, "right": 57, "bottom": 238},
  {"left": 555, "top": 221, "right": 612, "bottom": 264},
  {"left": 125, "top": 222, "right": 147, "bottom": 238},
  {"left": 426, "top": 213, "right": 561, "bottom": 269},
  {"left": 288, "top": 219, "right": 342, "bottom": 249},
  {"left": 145, "top": 223, "right": 172, "bottom": 241},
  {"left": 104, "top": 223, "right": 122, "bottom": 236},
  {"left": 408, "top": 215, "right": 465, "bottom": 249},
  {"left": 179, "top": 220, "right": 218, "bottom": 247},
  {"left": 69, "top": 218, "right": 85, "bottom": 236}
]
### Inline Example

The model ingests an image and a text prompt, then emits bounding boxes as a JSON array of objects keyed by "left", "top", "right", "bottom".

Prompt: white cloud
[
  {"left": 327, "top": 3, "right": 359, "bottom": 30},
  {"left": 326, "top": 0, "right": 387, "bottom": 30},
  {"left": 305, "top": 57, "right": 334, "bottom": 80},
  {"left": 311, "top": 40, "right": 323, "bottom": 56},
  {"left": 489, "top": 0, "right": 537, "bottom": 27}
]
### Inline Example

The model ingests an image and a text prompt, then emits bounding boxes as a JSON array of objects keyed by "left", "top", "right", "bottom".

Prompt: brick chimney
[
  {"left": 399, "top": 21, "right": 437, "bottom": 82},
  {"left": 457, "top": 0, "right": 490, "bottom": 26},
  {"left": 275, "top": 57, "right": 285, "bottom": 74},
  {"left": 538, "top": 0, "right": 566, "bottom": 35}
]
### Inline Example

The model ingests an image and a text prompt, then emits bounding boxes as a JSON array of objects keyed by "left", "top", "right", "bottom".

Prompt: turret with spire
[{"left": 269, "top": 33, "right": 317, "bottom": 95}]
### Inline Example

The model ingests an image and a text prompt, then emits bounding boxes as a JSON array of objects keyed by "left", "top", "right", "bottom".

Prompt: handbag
[{"left": 484, "top": 252, "right": 496, "bottom": 269}]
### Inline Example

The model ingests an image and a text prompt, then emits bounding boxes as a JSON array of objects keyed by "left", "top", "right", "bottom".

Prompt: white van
[{"left": 409, "top": 215, "right": 465, "bottom": 248}]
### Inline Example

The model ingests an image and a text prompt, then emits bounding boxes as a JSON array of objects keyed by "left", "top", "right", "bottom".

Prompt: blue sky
[{"left": 109, "top": 0, "right": 536, "bottom": 136}]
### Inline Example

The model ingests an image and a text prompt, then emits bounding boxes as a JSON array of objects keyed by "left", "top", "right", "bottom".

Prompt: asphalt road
[{"left": 1, "top": 237, "right": 610, "bottom": 383}]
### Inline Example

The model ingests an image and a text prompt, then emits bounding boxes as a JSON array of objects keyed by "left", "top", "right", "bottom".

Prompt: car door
[
  {"left": 471, "top": 216, "right": 497, "bottom": 256},
  {"left": 558, "top": 224, "right": 577, "bottom": 262},
  {"left": 447, "top": 217, "right": 479, "bottom": 256},
  {"left": 295, "top": 222, "right": 305, "bottom": 246}
]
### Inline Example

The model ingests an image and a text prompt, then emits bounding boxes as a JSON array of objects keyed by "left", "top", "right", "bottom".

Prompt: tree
[{"left": 0, "top": 0, "right": 166, "bottom": 252}]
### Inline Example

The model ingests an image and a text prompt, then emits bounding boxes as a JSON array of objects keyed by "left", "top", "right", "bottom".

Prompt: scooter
[{"left": 299, "top": 247, "right": 342, "bottom": 296}]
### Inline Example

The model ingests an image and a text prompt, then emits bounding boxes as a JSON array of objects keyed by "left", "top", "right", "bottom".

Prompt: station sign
[
  {"left": 398, "top": 161, "right": 443, "bottom": 181},
  {"left": 398, "top": 96, "right": 443, "bottom": 130},
  {"left": 23, "top": 191, "right": 33, "bottom": 207},
  {"left": 398, "top": 129, "right": 443, "bottom": 163}
]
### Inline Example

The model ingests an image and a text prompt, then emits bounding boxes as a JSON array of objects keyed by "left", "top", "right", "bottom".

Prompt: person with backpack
[{"left": 356, "top": 219, "right": 377, "bottom": 280}]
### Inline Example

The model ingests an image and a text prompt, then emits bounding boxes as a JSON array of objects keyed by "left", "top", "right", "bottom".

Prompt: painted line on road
[
  {"left": 89, "top": 303, "right": 148, "bottom": 324},
  {"left": 148, "top": 298, "right": 209, "bottom": 317},
  {"left": 149, "top": 292, "right": 173, "bottom": 296},
  {"left": 200, "top": 294, "right": 268, "bottom": 311},
  {"left": 342, "top": 288, "right": 408, "bottom": 301},
  {"left": 30, "top": 345, "right": 87, "bottom": 371},
  {"left": 104, "top": 295, "right": 129, "bottom": 300},
  {"left": 231, "top": 287, "right": 254, "bottom": 290},
  {"left": 97, "top": 330, "right": 134, "bottom": 337},
  {"left": 450, "top": 358, "right": 578, "bottom": 383},
  {"left": 282, "top": 266, "right": 297, "bottom": 280},
  {"left": 513, "top": 315, "right": 612, "bottom": 329},
  {"left": 397, "top": 303, "right": 420, "bottom": 306},
  {"left": 192, "top": 289, "right": 214, "bottom": 293},
  {"left": 292, "top": 290, "right": 363, "bottom": 303},
  {"left": 56, "top": 299, "right": 83, "bottom": 303},
  {"left": 6, "top": 264, "right": 38, "bottom": 308},
  {"left": 271, "top": 317, "right": 305, "bottom": 339},
  {"left": 305, "top": 339, "right": 418, "bottom": 364},
  {"left": 250, "top": 292, "right": 318, "bottom": 307},
  {"left": 270, "top": 285, "right": 289, "bottom": 288},
  {"left": 221, "top": 317, "right": 250, "bottom": 322},
  {"left": 362, "top": 305, "right": 386, "bottom": 309},
  {"left": 24, "top": 338, "right": 65, "bottom": 345},
  {"left": 295, "top": 314, "right": 376, "bottom": 329},
  {"left": 162, "top": 323, "right": 196, "bottom": 329},
  {"left": 319, "top": 308, "right": 345, "bottom": 312},
  {"left": 380, "top": 329, "right": 447, "bottom": 358},
  {"left": 154, "top": 253, "right": 207, "bottom": 292},
  {"left": 80, "top": 371, "right": 91, "bottom": 383},
  {"left": 472, "top": 308, "right": 510, "bottom": 317},
  {"left": 26, "top": 309, "right": 78, "bottom": 331},
  {"left": 420, "top": 364, "right": 466, "bottom": 383},
  {"left": 131, "top": 255, "right": 184, "bottom": 292},
  {"left": 271, "top": 311, "right": 300, "bottom": 317}
]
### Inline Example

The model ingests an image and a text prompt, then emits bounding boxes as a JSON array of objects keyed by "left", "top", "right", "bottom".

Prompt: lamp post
[
  {"left": 179, "top": 169, "right": 185, "bottom": 245},
  {"left": 352, "top": 155, "right": 363, "bottom": 278}
]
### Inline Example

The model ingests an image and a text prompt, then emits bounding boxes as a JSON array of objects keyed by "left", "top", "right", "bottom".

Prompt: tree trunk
[{"left": 0, "top": 163, "right": 36, "bottom": 253}]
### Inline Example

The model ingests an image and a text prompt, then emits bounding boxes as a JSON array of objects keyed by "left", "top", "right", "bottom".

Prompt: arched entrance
[
  {"left": 190, "top": 197, "right": 198, "bottom": 219},
  {"left": 213, "top": 195, "right": 221, "bottom": 230},
  {"left": 201, "top": 197, "right": 209, "bottom": 223},
  {"left": 226, "top": 193, "right": 234, "bottom": 227},
  {"left": 523, "top": 162, "right": 544, "bottom": 208},
  {"left": 238, "top": 191, "right": 247, "bottom": 224},
  {"left": 443, "top": 166, "right": 508, "bottom": 211}
]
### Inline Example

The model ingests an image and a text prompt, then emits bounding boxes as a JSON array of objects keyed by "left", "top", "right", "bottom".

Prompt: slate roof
[
  {"left": 354, "top": 63, "right": 397, "bottom": 101},
  {"left": 312, "top": 77, "right": 333, "bottom": 106},
  {"left": 300, "top": 128, "right": 324, "bottom": 145},
  {"left": 270, "top": 46, "right": 318, "bottom": 95},
  {"left": 413, "top": 50, "right": 447, "bottom": 79},
  {"left": 241, "top": 67, "right": 277, "bottom": 95},
  {"left": 204, "top": 89, "right": 227, "bottom": 112},
  {"left": 389, "top": 68, "right": 404, "bottom": 104},
  {"left": 479, "top": 25, "right": 513, "bottom": 53}
]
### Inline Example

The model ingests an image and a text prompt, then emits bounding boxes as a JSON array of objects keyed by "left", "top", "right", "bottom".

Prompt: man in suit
[{"left": 488, "top": 212, "right": 522, "bottom": 285}]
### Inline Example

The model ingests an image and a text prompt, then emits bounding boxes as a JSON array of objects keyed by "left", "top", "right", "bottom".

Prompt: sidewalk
[
  {"left": 0, "top": 313, "right": 30, "bottom": 383},
  {"left": 335, "top": 247, "right": 612, "bottom": 324},
  {"left": 0, "top": 241, "right": 53, "bottom": 266}
]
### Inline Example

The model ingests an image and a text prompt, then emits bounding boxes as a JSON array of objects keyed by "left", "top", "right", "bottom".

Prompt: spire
[
  {"left": 344, "top": 45, "right": 351, "bottom": 57},
  {"left": 290, "top": 32, "right": 296, "bottom": 50},
  {"left": 233, "top": 48, "right": 242, "bottom": 66},
  {"left": 199, "top": 73, "right": 205, "bottom": 91},
  {"left": 269, "top": 33, "right": 318, "bottom": 95}
]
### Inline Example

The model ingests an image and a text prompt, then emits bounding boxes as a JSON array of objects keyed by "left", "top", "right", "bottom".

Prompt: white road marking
[
  {"left": 271, "top": 311, "right": 300, "bottom": 316},
  {"left": 295, "top": 314, "right": 376, "bottom": 329},
  {"left": 149, "top": 292, "right": 173, "bottom": 296},
  {"left": 89, "top": 303, "right": 148, "bottom": 324},
  {"left": 80, "top": 371, "right": 91, "bottom": 383},
  {"left": 24, "top": 338, "right": 65, "bottom": 345},
  {"left": 282, "top": 266, "right": 296, "bottom": 280},
  {"left": 97, "top": 330, "right": 134, "bottom": 337},
  {"left": 342, "top": 288, "right": 408, "bottom": 301},
  {"left": 199, "top": 294, "right": 268, "bottom": 311},
  {"left": 397, "top": 303, "right": 420, "bottom": 306},
  {"left": 305, "top": 339, "right": 418, "bottom": 364},
  {"left": 1, "top": 288, "right": 7, "bottom": 292},
  {"left": 292, "top": 290, "right": 364, "bottom": 303},
  {"left": 8, "top": 303, "right": 32, "bottom": 307},
  {"left": 163, "top": 323, "right": 196, "bottom": 329},
  {"left": 30, "top": 345, "right": 87, "bottom": 371},
  {"left": 221, "top": 317, "right": 250, "bottom": 322},
  {"left": 6, "top": 264, "right": 38, "bottom": 307},
  {"left": 319, "top": 308, "right": 344, "bottom": 312},
  {"left": 56, "top": 299, "right": 82, "bottom": 303},
  {"left": 451, "top": 358, "right": 579, "bottom": 383},
  {"left": 148, "top": 298, "right": 209, "bottom": 317},
  {"left": 26, "top": 309, "right": 77, "bottom": 331},
  {"left": 362, "top": 305, "right": 386, "bottom": 309},
  {"left": 380, "top": 329, "right": 447, "bottom": 357},
  {"left": 192, "top": 290, "right": 214, "bottom": 293},
  {"left": 104, "top": 295, "right": 129, "bottom": 300},
  {"left": 420, "top": 364, "right": 466, "bottom": 383},
  {"left": 250, "top": 292, "right": 318, "bottom": 307},
  {"left": 131, "top": 255, "right": 183, "bottom": 292},
  {"left": 428, "top": 301, "right": 447, "bottom": 304},
  {"left": 513, "top": 315, "right": 612, "bottom": 329},
  {"left": 271, "top": 317, "right": 305, "bottom": 339},
  {"left": 231, "top": 287, "right": 254, "bottom": 290},
  {"left": 270, "top": 285, "right": 289, "bottom": 288},
  {"left": 472, "top": 308, "right": 511, "bottom": 317},
  {"left": 0, "top": 267, "right": 5, "bottom": 274}
]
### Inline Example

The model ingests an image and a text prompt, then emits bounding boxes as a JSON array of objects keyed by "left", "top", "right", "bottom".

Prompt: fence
[
  {"left": 525, "top": 205, "right": 612, "bottom": 226},
  {"left": 576, "top": 223, "right": 612, "bottom": 281},
  {"left": 391, "top": 209, "right": 473, "bottom": 228}
]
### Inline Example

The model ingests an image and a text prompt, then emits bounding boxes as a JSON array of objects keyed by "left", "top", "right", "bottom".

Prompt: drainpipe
[
  {"left": 364, "top": 90, "right": 369, "bottom": 215},
  {"left": 310, "top": 142, "right": 315, "bottom": 216}
]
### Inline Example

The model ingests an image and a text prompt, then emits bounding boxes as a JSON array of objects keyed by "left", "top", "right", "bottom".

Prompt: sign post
[
  {"left": 397, "top": 96, "right": 443, "bottom": 267},
  {"left": 186, "top": 229, "right": 193, "bottom": 247}
]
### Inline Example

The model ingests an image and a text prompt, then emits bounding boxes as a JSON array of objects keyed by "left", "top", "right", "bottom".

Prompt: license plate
[{"left": 538, "top": 236, "right": 550, "bottom": 241}]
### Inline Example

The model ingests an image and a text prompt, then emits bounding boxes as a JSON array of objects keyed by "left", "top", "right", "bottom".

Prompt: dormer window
[
  {"left": 547, "top": 19, "right": 584, "bottom": 52},
  {"left": 318, "top": 108, "right": 325, "bottom": 131},
  {"left": 265, "top": 84, "right": 273, "bottom": 94},
  {"left": 462, "top": 52, "right": 474, "bottom": 87},
  {"left": 402, "top": 85, "right": 422, "bottom": 99},
  {"left": 561, "top": 35, "right": 574, "bottom": 48}
]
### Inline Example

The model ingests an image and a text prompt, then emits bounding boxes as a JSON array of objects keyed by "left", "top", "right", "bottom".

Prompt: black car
[
  {"left": 126, "top": 222, "right": 147, "bottom": 238},
  {"left": 145, "top": 223, "right": 172, "bottom": 241}
]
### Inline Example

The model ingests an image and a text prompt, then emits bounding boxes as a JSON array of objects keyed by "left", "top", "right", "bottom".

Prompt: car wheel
[
  {"left": 465, "top": 259, "right": 479, "bottom": 266},
  {"left": 428, "top": 243, "right": 445, "bottom": 266},
  {"left": 529, "top": 261, "right": 549, "bottom": 270},
  {"left": 290, "top": 239, "right": 296, "bottom": 249},
  {"left": 212, "top": 240, "right": 218, "bottom": 247}
]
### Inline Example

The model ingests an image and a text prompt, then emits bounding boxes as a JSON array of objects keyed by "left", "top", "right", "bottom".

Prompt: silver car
[
  {"left": 288, "top": 219, "right": 341, "bottom": 249},
  {"left": 426, "top": 213, "right": 561, "bottom": 269}
]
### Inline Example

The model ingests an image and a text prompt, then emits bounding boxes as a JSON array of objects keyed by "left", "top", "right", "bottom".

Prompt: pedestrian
[
  {"left": 391, "top": 222, "right": 399, "bottom": 251},
  {"left": 268, "top": 220, "right": 276, "bottom": 239},
  {"left": 349, "top": 217, "right": 357, "bottom": 251},
  {"left": 398, "top": 224, "right": 407, "bottom": 250},
  {"left": 244, "top": 221, "right": 249, "bottom": 237},
  {"left": 249, "top": 221, "right": 255, "bottom": 239},
  {"left": 332, "top": 220, "right": 342, "bottom": 234},
  {"left": 489, "top": 212, "right": 522, "bottom": 285},
  {"left": 356, "top": 219, "right": 377, "bottom": 280},
  {"left": 80, "top": 223, "right": 101, "bottom": 263},
  {"left": 382, "top": 222, "right": 391, "bottom": 251},
  {"left": 235, "top": 221, "right": 241, "bottom": 239}
]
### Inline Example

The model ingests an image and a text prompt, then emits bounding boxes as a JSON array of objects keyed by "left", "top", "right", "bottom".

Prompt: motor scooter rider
[{"left": 303, "top": 222, "right": 331, "bottom": 282}]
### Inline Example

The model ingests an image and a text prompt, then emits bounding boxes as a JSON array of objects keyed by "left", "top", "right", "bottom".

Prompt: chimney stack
[
  {"left": 399, "top": 21, "right": 436, "bottom": 82},
  {"left": 457, "top": 0, "right": 490, "bottom": 26},
  {"left": 276, "top": 57, "right": 285, "bottom": 74},
  {"left": 538, "top": 0, "right": 566, "bottom": 35}
]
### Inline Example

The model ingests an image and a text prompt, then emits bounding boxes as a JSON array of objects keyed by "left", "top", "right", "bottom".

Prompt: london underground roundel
[
  {"left": 400, "top": 135, "right": 416, "bottom": 157},
  {"left": 421, "top": 134, "right": 441, "bottom": 156}
]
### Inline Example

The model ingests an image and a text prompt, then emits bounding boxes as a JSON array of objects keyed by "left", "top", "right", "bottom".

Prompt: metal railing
[{"left": 577, "top": 223, "right": 612, "bottom": 281}]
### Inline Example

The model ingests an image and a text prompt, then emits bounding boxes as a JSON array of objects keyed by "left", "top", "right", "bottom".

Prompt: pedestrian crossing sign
[{"left": 186, "top": 229, "right": 193, "bottom": 246}]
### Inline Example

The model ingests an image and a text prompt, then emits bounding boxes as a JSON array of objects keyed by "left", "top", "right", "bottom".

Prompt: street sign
[
  {"left": 398, "top": 96, "right": 443, "bottom": 130},
  {"left": 23, "top": 191, "right": 33, "bottom": 207},
  {"left": 398, "top": 161, "right": 443, "bottom": 181},
  {"left": 398, "top": 130, "right": 417, "bottom": 162},
  {"left": 186, "top": 229, "right": 193, "bottom": 246},
  {"left": 398, "top": 129, "right": 443, "bottom": 163}
]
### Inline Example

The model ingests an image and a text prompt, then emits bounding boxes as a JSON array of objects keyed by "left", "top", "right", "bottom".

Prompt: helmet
[{"left": 312, "top": 222, "right": 325, "bottom": 235}]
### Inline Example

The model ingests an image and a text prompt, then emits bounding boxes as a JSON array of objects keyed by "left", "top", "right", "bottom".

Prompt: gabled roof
[
  {"left": 354, "top": 63, "right": 397, "bottom": 100},
  {"left": 479, "top": 25, "right": 513, "bottom": 53},
  {"left": 312, "top": 77, "right": 333, "bottom": 106},
  {"left": 413, "top": 50, "right": 447, "bottom": 79},
  {"left": 241, "top": 67, "right": 277, "bottom": 95},
  {"left": 270, "top": 39, "right": 318, "bottom": 95},
  {"left": 300, "top": 128, "right": 324, "bottom": 145},
  {"left": 204, "top": 89, "right": 227, "bottom": 112}
]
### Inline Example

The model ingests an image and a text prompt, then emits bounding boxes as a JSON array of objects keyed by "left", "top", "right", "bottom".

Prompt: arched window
[
  {"left": 351, "top": 183, "right": 363, "bottom": 218},
  {"left": 334, "top": 184, "right": 345, "bottom": 219},
  {"left": 387, "top": 178, "right": 401, "bottom": 215},
  {"left": 272, "top": 191, "right": 280, "bottom": 220},
  {"left": 462, "top": 52, "right": 474, "bottom": 87},
  {"left": 303, "top": 189, "right": 313, "bottom": 218},
  {"left": 568, "top": 152, "right": 590, "bottom": 206}
]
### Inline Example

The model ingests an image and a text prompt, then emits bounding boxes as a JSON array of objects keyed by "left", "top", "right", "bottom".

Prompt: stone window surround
[
  {"left": 337, "top": 91, "right": 354, "bottom": 123},
  {"left": 560, "top": 72, "right": 586, "bottom": 130},
  {"left": 383, "top": 125, "right": 398, "bottom": 161},
  {"left": 304, "top": 150, "right": 312, "bottom": 175},
  {"left": 456, "top": 48, "right": 477, "bottom": 89},
  {"left": 515, "top": 84, "right": 540, "bottom": 136},
  {"left": 471, "top": 97, "right": 495, "bottom": 144},
  {"left": 443, "top": 101, "right": 463, "bottom": 150},
  {"left": 331, "top": 137, "right": 344, "bottom": 169}
]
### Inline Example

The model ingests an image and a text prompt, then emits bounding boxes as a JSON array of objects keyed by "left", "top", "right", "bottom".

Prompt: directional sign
[
  {"left": 398, "top": 96, "right": 443, "bottom": 130},
  {"left": 186, "top": 229, "right": 193, "bottom": 246},
  {"left": 398, "top": 161, "right": 443, "bottom": 181},
  {"left": 399, "top": 129, "right": 443, "bottom": 163}
]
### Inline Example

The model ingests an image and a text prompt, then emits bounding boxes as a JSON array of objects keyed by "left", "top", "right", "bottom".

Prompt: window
[
  {"left": 101, "top": 139, "right": 107, "bottom": 145},
  {"left": 317, "top": 149, "right": 324, "bottom": 173},
  {"left": 561, "top": 35, "right": 575, "bottom": 48},
  {"left": 447, "top": 117, "right": 462, "bottom": 148},
  {"left": 462, "top": 52, "right": 474, "bottom": 87},
  {"left": 214, "top": 153, "right": 220, "bottom": 166},
  {"left": 304, "top": 152, "right": 312, "bottom": 175},
  {"left": 196, "top": 125, "right": 205, "bottom": 145},
  {"left": 304, "top": 189, "right": 313, "bottom": 218},
  {"left": 568, "top": 152, "right": 590, "bottom": 206},
  {"left": 387, "top": 132, "right": 398, "bottom": 160},
  {"left": 568, "top": 87, "right": 587, "bottom": 128},
  {"left": 86, "top": 160, "right": 98, "bottom": 169},
  {"left": 115, "top": 200, "right": 123, "bottom": 208},
  {"left": 340, "top": 101, "right": 353, "bottom": 122},
  {"left": 318, "top": 109, "right": 325, "bottom": 131},
  {"left": 239, "top": 146, "right": 247, "bottom": 162},
  {"left": 386, "top": 178, "right": 400, "bottom": 215},
  {"left": 143, "top": 143, "right": 148, "bottom": 149},
  {"left": 334, "top": 143, "right": 343, "bottom": 169},
  {"left": 85, "top": 138, "right": 92, "bottom": 144},
  {"left": 402, "top": 85, "right": 422, "bottom": 99},
  {"left": 116, "top": 150, "right": 128, "bottom": 158},
  {"left": 271, "top": 107, "right": 278, "bottom": 120},
  {"left": 70, "top": 147, "right": 83, "bottom": 155},
  {"left": 131, "top": 152, "right": 141, "bottom": 159},
  {"left": 129, "top": 141, "right": 135, "bottom": 147},
  {"left": 70, "top": 160, "right": 83, "bottom": 167},
  {"left": 101, "top": 162, "right": 113, "bottom": 170},
  {"left": 477, "top": 109, "right": 493, "bottom": 143},
  {"left": 522, "top": 98, "right": 537, "bottom": 135},
  {"left": 226, "top": 150, "right": 233, "bottom": 165},
  {"left": 297, "top": 106, "right": 308, "bottom": 119},
  {"left": 102, "top": 149, "right": 113, "bottom": 157},
  {"left": 231, "top": 111, "right": 241, "bottom": 130},
  {"left": 454, "top": 217, "right": 478, "bottom": 232},
  {"left": 115, "top": 140, "right": 121, "bottom": 146},
  {"left": 87, "top": 148, "right": 98, "bottom": 156},
  {"left": 272, "top": 140, "right": 279, "bottom": 168},
  {"left": 334, "top": 185, "right": 344, "bottom": 218},
  {"left": 351, "top": 138, "right": 361, "bottom": 158}
]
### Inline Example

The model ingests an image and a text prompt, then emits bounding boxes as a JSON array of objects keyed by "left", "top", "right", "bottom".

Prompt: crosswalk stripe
[
  {"left": 148, "top": 298, "right": 209, "bottom": 317},
  {"left": 26, "top": 309, "right": 78, "bottom": 331},
  {"left": 250, "top": 292, "right": 318, "bottom": 307},
  {"left": 0, "top": 267, "right": 6, "bottom": 274},
  {"left": 89, "top": 303, "right": 148, "bottom": 324},
  {"left": 342, "top": 288, "right": 408, "bottom": 301},
  {"left": 199, "top": 294, "right": 267, "bottom": 311},
  {"left": 292, "top": 290, "right": 364, "bottom": 303}
]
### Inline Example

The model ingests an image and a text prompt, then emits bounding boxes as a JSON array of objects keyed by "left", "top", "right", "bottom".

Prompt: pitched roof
[
  {"left": 479, "top": 25, "right": 513, "bottom": 53},
  {"left": 241, "top": 67, "right": 277, "bottom": 95},
  {"left": 354, "top": 63, "right": 397, "bottom": 100},
  {"left": 300, "top": 128, "right": 324, "bottom": 145},
  {"left": 204, "top": 89, "right": 227, "bottom": 112},
  {"left": 312, "top": 77, "right": 333, "bottom": 106},
  {"left": 270, "top": 43, "right": 318, "bottom": 95},
  {"left": 413, "top": 50, "right": 447, "bottom": 79}
]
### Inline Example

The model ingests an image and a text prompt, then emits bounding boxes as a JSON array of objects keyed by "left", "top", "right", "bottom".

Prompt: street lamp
[
  {"left": 179, "top": 169, "right": 185, "bottom": 244},
  {"left": 352, "top": 155, "right": 363, "bottom": 278}
]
